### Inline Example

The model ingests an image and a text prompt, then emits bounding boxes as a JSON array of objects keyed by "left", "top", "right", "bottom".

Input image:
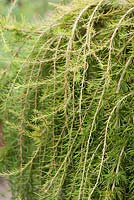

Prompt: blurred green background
[{"left": 0, "top": 0, "right": 71, "bottom": 21}]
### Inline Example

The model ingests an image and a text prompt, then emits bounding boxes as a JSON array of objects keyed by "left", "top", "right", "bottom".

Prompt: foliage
[
  {"left": 0, "top": 0, "right": 134, "bottom": 199},
  {"left": 0, "top": 0, "right": 71, "bottom": 21}
]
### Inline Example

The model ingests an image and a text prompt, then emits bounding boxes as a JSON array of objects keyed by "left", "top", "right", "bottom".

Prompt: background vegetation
[{"left": 0, "top": 0, "right": 71, "bottom": 21}]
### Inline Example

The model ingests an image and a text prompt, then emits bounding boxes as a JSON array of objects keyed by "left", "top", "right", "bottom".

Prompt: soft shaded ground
[{"left": 0, "top": 177, "right": 11, "bottom": 200}]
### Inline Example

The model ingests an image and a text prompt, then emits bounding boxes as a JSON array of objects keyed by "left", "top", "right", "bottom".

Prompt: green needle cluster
[{"left": 0, "top": 0, "right": 134, "bottom": 199}]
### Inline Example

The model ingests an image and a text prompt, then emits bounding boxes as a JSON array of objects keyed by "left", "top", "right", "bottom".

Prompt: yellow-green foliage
[{"left": 0, "top": 0, "right": 134, "bottom": 199}]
